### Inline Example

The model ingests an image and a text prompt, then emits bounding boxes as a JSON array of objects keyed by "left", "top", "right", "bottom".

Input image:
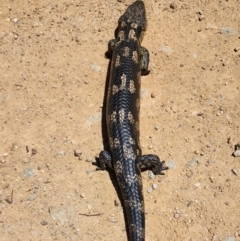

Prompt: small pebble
[
  {"left": 74, "top": 149, "right": 82, "bottom": 157},
  {"left": 167, "top": 160, "right": 176, "bottom": 169},
  {"left": 234, "top": 47, "right": 239, "bottom": 52},
  {"left": 198, "top": 15, "right": 205, "bottom": 21},
  {"left": 170, "top": 2, "right": 177, "bottom": 9},
  {"left": 0, "top": 158, "right": 6, "bottom": 163},
  {"left": 80, "top": 193, "right": 86, "bottom": 198},
  {"left": 114, "top": 200, "right": 120, "bottom": 207},
  {"left": 221, "top": 237, "right": 235, "bottom": 241},
  {"left": 23, "top": 168, "right": 35, "bottom": 178},
  {"left": 109, "top": 217, "right": 117, "bottom": 223},
  {"left": 147, "top": 187, "right": 153, "bottom": 193},
  {"left": 154, "top": 125, "right": 159, "bottom": 130},
  {"left": 32, "top": 148, "right": 37, "bottom": 155},
  {"left": 29, "top": 195, "right": 36, "bottom": 201},
  {"left": 194, "top": 182, "right": 201, "bottom": 188},
  {"left": 188, "top": 159, "right": 196, "bottom": 167},
  {"left": 174, "top": 212, "right": 180, "bottom": 219},
  {"left": 151, "top": 93, "right": 155, "bottom": 98},
  {"left": 59, "top": 150, "right": 65, "bottom": 156},
  {"left": 90, "top": 63, "right": 102, "bottom": 72},
  {"left": 86, "top": 157, "right": 93, "bottom": 162},
  {"left": 71, "top": 140, "right": 78, "bottom": 145},
  {"left": 231, "top": 168, "right": 238, "bottom": 176},
  {"left": 86, "top": 170, "right": 92, "bottom": 175},
  {"left": 235, "top": 142, "right": 240, "bottom": 150},
  {"left": 233, "top": 150, "right": 240, "bottom": 157},
  {"left": 160, "top": 46, "right": 172, "bottom": 55},
  {"left": 12, "top": 18, "right": 18, "bottom": 23},
  {"left": 148, "top": 170, "right": 155, "bottom": 179},
  {"left": 40, "top": 220, "right": 48, "bottom": 226},
  {"left": 152, "top": 183, "right": 158, "bottom": 190}
]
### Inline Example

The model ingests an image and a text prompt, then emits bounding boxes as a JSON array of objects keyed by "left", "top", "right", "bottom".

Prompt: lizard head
[{"left": 117, "top": 1, "right": 147, "bottom": 42}]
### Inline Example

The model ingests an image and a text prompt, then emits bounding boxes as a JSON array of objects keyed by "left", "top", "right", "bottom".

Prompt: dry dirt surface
[{"left": 0, "top": 0, "right": 240, "bottom": 240}]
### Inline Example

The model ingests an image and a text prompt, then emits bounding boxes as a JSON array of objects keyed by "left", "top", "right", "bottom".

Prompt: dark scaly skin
[{"left": 98, "top": 1, "right": 168, "bottom": 240}]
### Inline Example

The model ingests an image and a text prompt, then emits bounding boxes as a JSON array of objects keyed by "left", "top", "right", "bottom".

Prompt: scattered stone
[
  {"left": 147, "top": 187, "right": 153, "bottom": 193},
  {"left": 151, "top": 93, "right": 156, "bottom": 98},
  {"left": 167, "top": 160, "right": 176, "bottom": 169},
  {"left": 0, "top": 158, "right": 6, "bottom": 164},
  {"left": 86, "top": 157, "right": 93, "bottom": 162},
  {"left": 221, "top": 27, "right": 237, "bottom": 35},
  {"left": 160, "top": 46, "right": 172, "bottom": 55},
  {"left": 227, "top": 137, "right": 232, "bottom": 144},
  {"left": 80, "top": 193, "right": 86, "bottom": 198},
  {"left": 148, "top": 170, "right": 155, "bottom": 179},
  {"left": 234, "top": 47, "right": 239, "bottom": 52},
  {"left": 221, "top": 237, "right": 235, "bottom": 241},
  {"left": 74, "top": 149, "right": 82, "bottom": 157},
  {"left": 188, "top": 158, "right": 196, "bottom": 167},
  {"left": 198, "top": 15, "right": 205, "bottom": 21},
  {"left": 174, "top": 212, "right": 180, "bottom": 219},
  {"left": 32, "top": 148, "right": 37, "bottom": 155},
  {"left": 71, "top": 140, "right": 78, "bottom": 145},
  {"left": 49, "top": 208, "right": 67, "bottom": 225},
  {"left": 235, "top": 142, "right": 240, "bottom": 150},
  {"left": 233, "top": 142, "right": 240, "bottom": 157},
  {"left": 194, "top": 183, "right": 201, "bottom": 188},
  {"left": 59, "top": 150, "right": 65, "bottom": 156},
  {"left": 231, "top": 168, "right": 238, "bottom": 176},
  {"left": 90, "top": 63, "right": 101, "bottom": 72},
  {"left": 109, "top": 217, "right": 117, "bottom": 223},
  {"left": 12, "top": 18, "right": 18, "bottom": 23},
  {"left": 170, "top": 2, "right": 177, "bottom": 9},
  {"left": 40, "top": 220, "right": 48, "bottom": 226},
  {"left": 233, "top": 150, "right": 240, "bottom": 157},
  {"left": 88, "top": 114, "right": 101, "bottom": 123},
  {"left": 23, "top": 168, "right": 35, "bottom": 178},
  {"left": 29, "top": 195, "right": 36, "bottom": 201},
  {"left": 152, "top": 183, "right": 158, "bottom": 190},
  {"left": 154, "top": 125, "right": 159, "bottom": 130},
  {"left": 141, "top": 89, "right": 148, "bottom": 99}
]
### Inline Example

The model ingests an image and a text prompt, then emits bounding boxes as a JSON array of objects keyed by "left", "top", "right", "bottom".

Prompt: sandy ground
[{"left": 0, "top": 0, "right": 240, "bottom": 240}]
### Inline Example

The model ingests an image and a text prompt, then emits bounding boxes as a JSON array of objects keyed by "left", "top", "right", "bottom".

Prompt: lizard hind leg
[{"left": 138, "top": 154, "right": 169, "bottom": 175}]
